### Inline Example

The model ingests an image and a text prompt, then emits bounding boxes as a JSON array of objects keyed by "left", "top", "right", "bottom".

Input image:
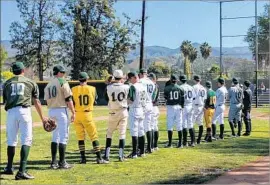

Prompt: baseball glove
[{"left": 43, "top": 118, "right": 57, "bottom": 132}]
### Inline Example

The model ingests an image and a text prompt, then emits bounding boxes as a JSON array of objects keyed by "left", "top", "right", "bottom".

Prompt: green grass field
[{"left": 0, "top": 107, "right": 269, "bottom": 184}]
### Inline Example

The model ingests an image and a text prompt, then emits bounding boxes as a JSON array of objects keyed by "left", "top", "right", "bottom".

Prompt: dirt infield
[{"left": 208, "top": 156, "right": 270, "bottom": 184}]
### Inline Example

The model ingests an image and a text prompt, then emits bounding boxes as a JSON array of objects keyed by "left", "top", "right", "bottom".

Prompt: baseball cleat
[
  {"left": 177, "top": 144, "right": 183, "bottom": 149},
  {"left": 145, "top": 149, "right": 153, "bottom": 154},
  {"left": 96, "top": 158, "right": 109, "bottom": 164},
  {"left": 138, "top": 153, "right": 146, "bottom": 158},
  {"left": 211, "top": 137, "right": 217, "bottom": 141},
  {"left": 118, "top": 157, "right": 127, "bottom": 162},
  {"left": 164, "top": 143, "right": 173, "bottom": 148},
  {"left": 217, "top": 136, "right": 224, "bottom": 140},
  {"left": 231, "top": 134, "right": 236, "bottom": 138},
  {"left": 79, "top": 158, "right": 87, "bottom": 164},
  {"left": 196, "top": 140, "right": 201, "bottom": 144},
  {"left": 2, "top": 167, "right": 14, "bottom": 175},
  {"left": 127, "top": 153, "right": 137, "bottom": 159},
  {"left": 58, "top": 161, "right": 72, "bottom": 169},
  {"left": 242, "top": 133, "right": 250, "bottom": 136},
  {"left": 15, "top": 171, "right": 34, "bottom": 180},
  {"left": 183, "top": 143, "right": 188, "bottom": 147},
  {"left": 190, "top": 143, "right": 195, "bottom": 147},
  {"left": 50, "top": 162, "right": 59, "bottom": 169},
  {"left": 153, "top": 147, "right": 159, "bottom": 151}
]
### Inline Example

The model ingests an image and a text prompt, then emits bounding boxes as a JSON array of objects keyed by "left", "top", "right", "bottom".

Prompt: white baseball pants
[
  {"left": 183, "top": 105, "right": 193, "bottom": 129},
  {"left": 144, "top": 103, "right": 153, "bottom": 132},
  {"left": 151, "top": 106, "right": 160, "bottom": 131},
  {"left": 166, "top": 105, "right": 182, "bottom": 131},
  {"left": 129, "top": 107, "right": 145, "bottom": 137},
  {"left": 192, "top": 105, "right": 204, "bottom": 126},
  {"left": 212, "top": 104, "right": 225, "bottom": 125}
]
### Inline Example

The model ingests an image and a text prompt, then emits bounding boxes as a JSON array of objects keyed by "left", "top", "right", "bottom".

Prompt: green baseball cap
[
  {"left": 179, "top": 75, "right": 187, "bottom": 82},
  {"left": 206, "top": 81, "right": 212, "bottom": 88},
  {"left": 128, "top": 71, "right": 138, "bottom": 79},
  {"left": 170, "top": 74, "right": 178, "bottom": 81},
  {"left": 217, "top": 77, "right": 225, "bottom": 84},
  {"left": 193, "top": 75, "right": 201, "bottom": 81},
  {"left": 244, "top": 80, "right": 251, "bottom": 87},
  {"left": 148, "top": 73, "right": 156, "bottom": 80},
  {"left": 139, "top": 68, "right": 147, "bottom": 74},
  {"left": 232, "top": 77, "right": 238, "bottom": 84},
  {"left": 53, "top": 65, "right": 66, "bottom": 74},
  {"left": 79, "top": 72, "right": 89, "bottom": 80},
  {"left": 12, "top": 62, "right": 25, "bottom": 72}
]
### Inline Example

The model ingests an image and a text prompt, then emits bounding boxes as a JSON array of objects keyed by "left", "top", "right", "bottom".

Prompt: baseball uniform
[
  {"left": 180, "top": 83, "right": 196, "bottom": 146},
  {"left": 164, "top": 82, "right": 184, "bottom": 148},
  {"left": 45, "top": 74, "right": 73, "bottom": 168},
  {"left": 242, "top": 82, "right": 252, "bottom": 136},
  {"left": 212, "top": 86, "right": 228, "bottom": 139},
  {"left": 151, "top": 83, "right": 160, "bottom": 150},
  {"left": 103, "top": 82, "right": 130, "bottom": 161},
  {"left": 192, "top": 83, "right": 207, "bottom": 144},
  {"left": 128, "top": 82, "right": 147, "bottom": 157},
  {"left": 228, "top": 85, "right": 244, "bottom": 136},
  {"left": 139, "top": 77, "right": 155, "bottom": 152},
  {"left": 3, "top": 72, "right": 38, "bottom": 178},
  {"left": 204, "top": 88, "right": 216, "bottom": 142}
]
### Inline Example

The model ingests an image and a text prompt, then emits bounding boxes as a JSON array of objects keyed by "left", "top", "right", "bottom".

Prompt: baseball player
[
  {"left": 179, "top": 75, "right": 196, "bottom": 147},
  {"left": 44, "top": 65, "right": 75, "bottom": 169},
  {"left": 212, "top": 78, "right": 228, "bottom": 140},
  {"left": 148, "top": 73, "right": 160, "bottom": 151},
  {"left": 192, "top": 75, "right": 207, "bottom": 144},
  {"left": 242, "top": 80, "right": 252, "bottom": 136},
  {"left": 2, "top": 62, "right": 47, "bottom": 180},
  {"left": 164, "top": 75, "right": 185, "bottom": 148},
  {"left": 127, "top": 72, "right": 147, "bottom": 158},
  {"left": 228, "top": 78, "right": 244, "bottom": 137},
  {"left": 72, "top": 72, "right": 107, "bottom": 164},
  {"left": 139, "top": 69, "right": 155, "bottom": 153},
  {"left": 204, "top": 81, "right": 216, "bottom": 142},
  {"left": 103, "top": 70, "right": 130, "bottom": 162}
]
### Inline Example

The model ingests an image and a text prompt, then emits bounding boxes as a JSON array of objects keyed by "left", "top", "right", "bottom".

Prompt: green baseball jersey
[
  {"left": 164, "top": 83, "right": 184, "bottom": 107},
  {"left": 204, "top": 89, "right": 216, "bottom": 109},
  {"left": 3, "top": 75, "right": 39, "bottom": 111}
]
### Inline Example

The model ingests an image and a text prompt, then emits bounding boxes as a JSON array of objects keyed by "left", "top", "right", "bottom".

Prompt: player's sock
[
  {"left": 132, "top": 136, "right": 138, "bottom": 156},
  {"left": 119, "top": 139, "right": 125, "bottom": 158},
  {"left": 146, "top": 131, "right": 152, "bottom": 152},
  {"left": 211, "top": 124, "right": 216, "bottom": 138},
  {"left": 178, "top": 131, "right": 182, "bottom": 146},
  {"left": 219, "top": 124, "right": 224, "bottom": 138},
  {"left": 19, "top": 145, "right": 30, "bottom": 173},
  {"left": 51, "top": 142, "right": 58, "bottom": 164},
  {"left": 59, "top": 143, "right": 66, "bottom": 164},
  {"left": 229, "top": 122, "right": 235, "bottom": 136},
  {"left": 183, "top": 129, "right": 187, "bottom": 146},
  {"left": 167, "top": 130, "right": 173, "bottom": 146},
  {"left": 78, "top": 140, "right": 86, "bottom": 159},
  {"left": 197, "top": 125, "right": 203, "bottom": 143},
  {"left": 151, "top": 129, "right": 154, "bottom": 149},
  {"left": 138, "top": 136, "right": 145, "bottom": 154},
  {"left": 154, "top": 131, "right": 159, "bottom": 148},
  {"left": 92, "top": 140, "right": 101, "bottom": 160},
  {"left": 104, "top": 138, "right": 112, "bottom": 159},
  {"left": 7, "top": 146, "right": 15, "bottom": 169},
  {"left": 237, "top": 121, "right": 242, "bottom": 136},
  {"left": 189, "top": 128, "right": 195, "bottom": 144}
]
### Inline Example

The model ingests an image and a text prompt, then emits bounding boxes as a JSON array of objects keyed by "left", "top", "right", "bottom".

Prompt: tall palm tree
[
  {"left": 200, "top": 42, "right": 212, "bottom": 60},
  {"left": 189, "top": 46, "right": 198, "bottom": 74},
  {"left": 180, "top": 40, "right": 192, "bottom": 79}
]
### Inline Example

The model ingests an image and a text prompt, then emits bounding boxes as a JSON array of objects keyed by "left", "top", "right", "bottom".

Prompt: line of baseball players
[
  {"left": 163, "top": 74, "right": 252, "bottom": 149},
  {"left": 2, "top": 62, "right": 252, "bottom": 180}
]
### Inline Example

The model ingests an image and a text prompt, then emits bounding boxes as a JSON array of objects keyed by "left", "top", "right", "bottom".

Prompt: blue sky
[{"left": 1, "top": 0, "right": 267, "bottom": 48}]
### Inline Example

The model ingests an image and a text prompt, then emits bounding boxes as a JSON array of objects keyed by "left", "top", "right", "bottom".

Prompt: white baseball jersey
[
  {"left": 192, "top": 84, "right": 207, "bottom": 106},
  {"left": 128, "top": 82, "right": 147, "bottom": 108},
  {"left": 216, "top": 86, "right": 228, "bottom": 106},
  {"left": 180, "top": 83, "right": 195, "bottom": 106},
  {"left": 139, "top": 77, "right": 155, "bottom": 104},
  {"left": 106, "top": 83, "right": 130, "bottom": 110}
]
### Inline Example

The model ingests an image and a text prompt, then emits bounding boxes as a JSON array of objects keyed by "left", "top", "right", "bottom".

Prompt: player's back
[
  {"left": 193, "top": 84, "right": 207, "bottom": 106},
  {"left": 3, "top": 75, "right": 38, "bottom": 111},
  {"left": 164, "top": 84, "right": 182, "bottom": 105},
  {"left": 216, "top": 86, "right": 228, "bottom": 105},
  {"left": 205, "top": 89, "right": 216, "bottom": 109},
  {"left": 139, "top": 77, "right": 155, "bottom": 104},
  {"left": 106, "top": 83, "right": 129, "bottom": 110},
  {"left": 72, "top": 85, "right": 96, "bottom": 112},
  {"left": 229, "top": 86, "right": 243, "bottom": 105},
  {"left": 45, "top": 78, "right": 71, "bottom": 108},
  {"left": 180, "top": 83, "right": 194, "bottom": 106},
  {"left": 129, "top": 82, "right": 146, "bottom": 108}
]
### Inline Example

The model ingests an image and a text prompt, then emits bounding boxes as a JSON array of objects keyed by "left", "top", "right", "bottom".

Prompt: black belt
[{"left": 21, "top": 105, "right": 30, "bottom": 108}]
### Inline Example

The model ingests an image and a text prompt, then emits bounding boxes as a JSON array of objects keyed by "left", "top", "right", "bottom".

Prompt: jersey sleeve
[
  {"left": 152, "top": 85, "right": 159, "bottom": 104},
  {"left": 179, "top": 87, "right": 185, "bottom": 108},
  {"left": 62, "top": 82, "right": 72, "bottom": 100},
  {"left": 32, "top": 82, "right": 39, "bottom": 99},
  {"left": 164, "top": 86, "right": 169, "bottom": 100},
  {"left": 128, "top": 85, "right": 136, "bottom": 101}
]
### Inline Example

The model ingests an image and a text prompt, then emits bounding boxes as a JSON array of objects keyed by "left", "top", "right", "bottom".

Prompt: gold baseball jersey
[
  {"left": 44, "top": 77, "right": 72, "bottom": 108},
  {"left": 72, "top": 85, "right": 96, "bottom": 112}
]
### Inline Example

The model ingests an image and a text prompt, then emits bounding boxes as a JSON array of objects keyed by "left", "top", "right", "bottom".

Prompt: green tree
[
  {"left": 59, "top": 0, "right": 139, "bottom": 80},
  {"left": 148, "top": 61, "right": 171, "bottom": 77},
  {"left": 245, "top": 4, "right": 269, "bottom": 69},
  {"left": 189, "top": 46, "right": 198, "bottom": 73},
  {"left": 200, "top": 42, "right": 212, "bottom": 60},
  {"left": 180, "top": 40, "right": 192, "bottom": 79},
  {"left": 9, "top": 0, "right": 59, "bottom": 80},
  {"left": 1, "top": 46, "right": 8, "bottom": 67}
]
